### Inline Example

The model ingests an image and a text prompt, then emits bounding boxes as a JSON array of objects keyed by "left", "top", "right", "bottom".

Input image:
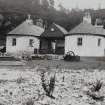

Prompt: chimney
[
  {"left": 26, "top": 14, "right": 33, "bottom": 25},
  {"left": 83, "top": 12, "right": 92, "bottom": 24}
]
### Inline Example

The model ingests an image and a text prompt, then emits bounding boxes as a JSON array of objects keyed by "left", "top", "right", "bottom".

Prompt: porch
[{"left": 39, "top": 38, "right": 65, "bottom": 55}]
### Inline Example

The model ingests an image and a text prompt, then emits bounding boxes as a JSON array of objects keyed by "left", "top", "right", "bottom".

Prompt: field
[{"left": 0, "top": 59, "right": 105, "bottom": 105}]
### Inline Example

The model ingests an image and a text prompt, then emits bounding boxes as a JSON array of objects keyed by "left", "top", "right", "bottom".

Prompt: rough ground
[{"left": 0, "top": 60, "right": 104, "bottom": 105}]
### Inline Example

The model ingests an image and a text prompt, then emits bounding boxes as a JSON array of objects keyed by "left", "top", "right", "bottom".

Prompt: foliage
[
  {"left": 91, "top": 80, "right": 103, "bottom": 92},
  {"left": 0, "top": 0, "right": 105, "bottom": 41},
  {"left": 49, "top": 0, "right": 55, "bottom": 8},
  {"left": 16, "top": 76, "right": 25, "bottom": 84},
  {"left": 87, "top": 80, "right": 104, "bottom": 101},
  {"left": 41, "top": 71, "right": 55, "bottom": 99}
]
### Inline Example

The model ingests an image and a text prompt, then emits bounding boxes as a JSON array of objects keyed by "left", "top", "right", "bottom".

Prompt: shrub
[
  {"left": 91, "top": 80, "right": 103, "bottom": 92},
  {"left": 87, "top": 80, "right": 104, "bottom": 101},
  {"left": 41, "top": 72, "right": 55, "bottom": 99},
  {"left": 16, "top": 76, "right": 25, "bottom": 84}
]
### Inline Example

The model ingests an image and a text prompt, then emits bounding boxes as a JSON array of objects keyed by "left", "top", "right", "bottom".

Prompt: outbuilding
[
  {"left": 6, "top": 16, "right": 44, "bottom": 56},
  {"left": 65, "top": 12, "right": 105, "bottom": 57}
]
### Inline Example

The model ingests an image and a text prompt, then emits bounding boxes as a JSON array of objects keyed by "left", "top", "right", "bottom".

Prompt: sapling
[
  {"left": 92, "top": 80, "right": 103, "bottom": 92},
  {"left": 41, "top": 72, "right": 55, "bottom": 99}
]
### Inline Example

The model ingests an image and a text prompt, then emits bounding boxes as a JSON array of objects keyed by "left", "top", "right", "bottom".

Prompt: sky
[{"left": 55, "top": 0, "right": 105, "bottom": 10}]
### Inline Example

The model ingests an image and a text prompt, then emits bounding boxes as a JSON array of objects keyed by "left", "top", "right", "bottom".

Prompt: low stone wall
[{"left": 80, "top": 56, "right": 105, "bottom": 61}]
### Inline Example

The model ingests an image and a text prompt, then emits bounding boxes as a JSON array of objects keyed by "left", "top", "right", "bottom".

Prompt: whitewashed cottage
[
  {"left": 6, "top": 15, "right": 44, "bottom": 56},
  {"left": 65, "top": 12, "right": 105, "bottom": 57}
]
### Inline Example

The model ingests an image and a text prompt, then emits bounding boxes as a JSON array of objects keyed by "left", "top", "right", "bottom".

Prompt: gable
[{"left": 41, "top": 23, "right": 67, "bottom": 38}]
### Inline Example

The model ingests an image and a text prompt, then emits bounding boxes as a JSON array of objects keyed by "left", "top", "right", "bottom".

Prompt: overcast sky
[{"left": 55, "top": 0, "right": 105, "bottom": 10}]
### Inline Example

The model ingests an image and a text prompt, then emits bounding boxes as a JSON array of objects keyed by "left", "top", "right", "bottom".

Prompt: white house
[
  {"left": 6, "top": 16, "right": 44, "bottom": 56},
  {"left": 65, "top": 12, "right": 105, "bottom": 57}
]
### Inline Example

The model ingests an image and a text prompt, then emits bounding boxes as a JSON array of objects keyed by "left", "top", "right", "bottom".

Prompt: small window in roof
[{"left": 51, "top": 28, "right": 55, "bottom": 32}]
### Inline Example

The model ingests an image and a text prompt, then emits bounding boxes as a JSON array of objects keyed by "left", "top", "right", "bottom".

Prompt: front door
[{"left": 48, "top": 40, "right": 52, "bottom": 54}]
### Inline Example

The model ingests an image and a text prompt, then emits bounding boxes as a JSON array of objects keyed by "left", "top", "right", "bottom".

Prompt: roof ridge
[{"left": 54, "top": 23, "right": 68, "bottom": 34}]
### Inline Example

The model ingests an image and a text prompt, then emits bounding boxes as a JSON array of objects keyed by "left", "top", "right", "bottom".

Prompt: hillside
[{"left": 0, "top": 0, "right": 105, "bottom": 41}]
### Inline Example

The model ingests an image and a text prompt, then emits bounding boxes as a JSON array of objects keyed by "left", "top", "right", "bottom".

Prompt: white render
[
  {"left": 65, "top": 35, "right": 105, "bottom": 57},
  {"left": 65, "top": 12, "right": 105, "bottom": 57},
  {"left": 6, "top": 17, "right": 44, "bottom": 56},
  {"left": 6, "top": 35, "right": 40, "bottom": 55}
]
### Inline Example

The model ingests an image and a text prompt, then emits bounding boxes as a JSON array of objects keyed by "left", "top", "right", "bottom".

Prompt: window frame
[
  {"left": 98, "top": 38, "right": 101, "bottom": 47},
  {"left": 29, "top": 39, "right": 34, "bottom": 47},
  {"left": 12, "top": 38, "right": 16, "bottom": 46},
  {"left": 77, "top": 37, "right": 83, "bottom": 46}
]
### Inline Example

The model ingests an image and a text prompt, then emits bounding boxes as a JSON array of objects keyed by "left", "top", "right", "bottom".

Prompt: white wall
[
  {"left": 6, "top": 35, "right": 40, "bottom": 55},
  {"left": 65, "top": 35, "right": 105, "bottom": 57}
]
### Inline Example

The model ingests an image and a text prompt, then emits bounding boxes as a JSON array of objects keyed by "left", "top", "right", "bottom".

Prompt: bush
[{"left": 16, "top": 76, "right": 25, "bottom": 84}]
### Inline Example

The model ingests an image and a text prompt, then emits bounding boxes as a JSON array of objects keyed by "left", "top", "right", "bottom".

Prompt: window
[
  {"left": 12, "top": 38, "right": 16, "bottom": 46},
  {"left": 98, "top": 38, "right": 101, "bottom": 46},
  {"left": 77, "top": 37, "right": 83, "bottom": 46},
  {"left": 29, "top": 39, "right": 34, "bottom": 47},
  {"left": 51, "top": 28, "right": 55, "bottom": 32}
]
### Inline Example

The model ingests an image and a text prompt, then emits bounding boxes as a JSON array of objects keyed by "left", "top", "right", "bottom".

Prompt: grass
[
  {"left": 0, "top": 59, "right": 104, "bottom": 105},
  {"left": 25, "top": 59, "right": 105, "bottom": 70},
  {"left": 0, "top": 57, "right": 105, "bottom": 70}
]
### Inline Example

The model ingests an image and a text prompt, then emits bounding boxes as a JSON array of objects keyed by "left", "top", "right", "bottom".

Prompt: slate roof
[
  {"left": 41, "top": 23, "right": 68, "bottom": 38},
  {"left": 8, "top": 19, "right": 44, "bottom": 37},
  {"left": 68, "top": 21, "right": 105, "bottom": 36},
  {"left": 54, "top": 23, "right": 68, "bottom": 34}
]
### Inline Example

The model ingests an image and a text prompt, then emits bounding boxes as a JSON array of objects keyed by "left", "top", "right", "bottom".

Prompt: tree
[
  {"left": 41, "top": 0, "right": 49, "bottom": 9},
  {"left": 49, "top": 0, "right": 55, "bottom": 8},
  {"left": 58, "top": 3, "right": 66, "bottom": 13}
]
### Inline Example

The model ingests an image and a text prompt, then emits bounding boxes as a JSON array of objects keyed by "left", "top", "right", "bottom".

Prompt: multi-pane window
[
  {"left": 98, "top": 38, "right": 101, "bottom": 46},
  {"left": 12, "top": 38, "right": 16, "bottom": 46},
  {"left": 29, "top": 39, "right": 34, "bottom": 47},
  {"left": 77, "top": 37, "right": 83, "bottom": 46}
]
